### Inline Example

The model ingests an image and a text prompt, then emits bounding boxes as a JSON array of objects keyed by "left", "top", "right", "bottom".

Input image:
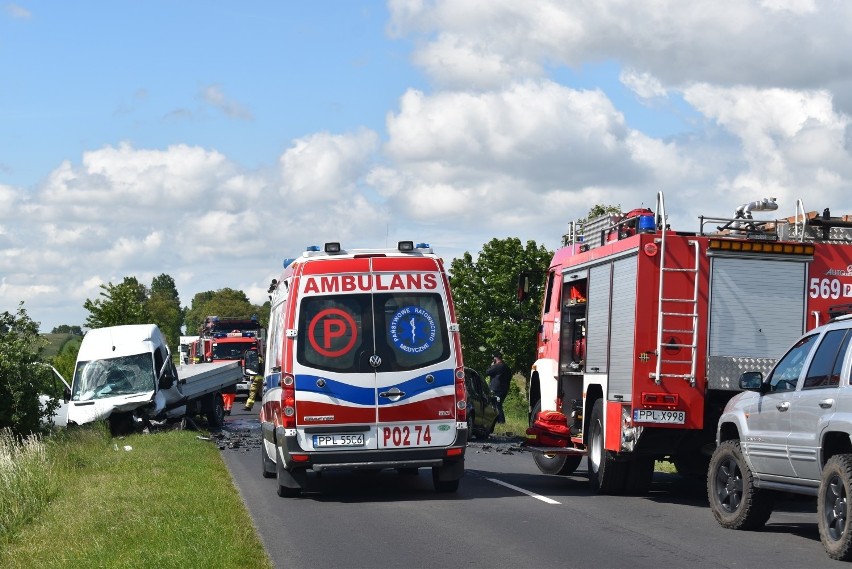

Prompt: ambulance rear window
[{"left": 297, "top": 292, "right": 450, "bottom": 373}]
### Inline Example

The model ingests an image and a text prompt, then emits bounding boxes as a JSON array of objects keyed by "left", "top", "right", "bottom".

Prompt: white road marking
[{"left": 485, "top": 477, "right": 561, "bottom": 504}]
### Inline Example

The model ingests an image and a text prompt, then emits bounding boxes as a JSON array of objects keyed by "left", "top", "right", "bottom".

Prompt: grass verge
[{"left": 0, "top": 425, "right": 271, "bottom": 569}]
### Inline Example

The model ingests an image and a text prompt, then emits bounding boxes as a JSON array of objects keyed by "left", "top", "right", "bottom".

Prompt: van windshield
[
  {"left": 297, "top": 292, "right": 450, "bottom": 374},
  {"left": 71, "top": 353, "right": 156, "bottom": 401}
]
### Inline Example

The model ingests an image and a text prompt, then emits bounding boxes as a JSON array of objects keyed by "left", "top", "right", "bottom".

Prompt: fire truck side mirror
[
  {"left": 517, "top": 273, "right": 531, "bottom": 303},
  {"left": 243, "top": 350, "right": 260, "bottom": 376}
]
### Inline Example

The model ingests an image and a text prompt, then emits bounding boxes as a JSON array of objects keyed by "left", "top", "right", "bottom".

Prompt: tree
[
  {"left": 148, "top": 274, "right": 183, "bottom": 350},
  {"left": 51, "top": 324, "right": 83, "bottom": 335},
  {"left": 83, "top": 277, "right": 149, "bottom": 328},
  {"left": 51, "top": 337, "right": 81, "bottom": 388},
  {"left": 184, "top": 288, "right": 263, "bottom": 335},
  {"left": 562, "top": 203, "right": 623, "bottom": 246},
  {"left": 448, "top": 238, "right": 552, "bottom": 379},
  {"left": 0, "top": 303, "right": 56, "bottom": 436}
]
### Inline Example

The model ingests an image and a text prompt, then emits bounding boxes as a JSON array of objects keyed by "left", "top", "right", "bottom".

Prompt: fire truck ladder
[{"left": 652, "top": 192, "right": 699, "bottom": 386}]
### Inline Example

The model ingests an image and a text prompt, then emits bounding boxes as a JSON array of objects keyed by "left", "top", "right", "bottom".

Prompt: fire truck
[
  {"left": 520, "top": 192, "right": 852, "bottom": 494},
  {"left": 191, "top": 316, "right": 265, "bottom": 408}
]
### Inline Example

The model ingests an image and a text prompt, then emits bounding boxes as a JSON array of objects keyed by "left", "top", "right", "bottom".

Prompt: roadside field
[{"left": 0, "top": 426, "right": 271, "bottom": 569}]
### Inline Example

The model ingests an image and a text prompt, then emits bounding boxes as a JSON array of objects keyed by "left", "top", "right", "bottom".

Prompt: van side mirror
[
  {"left": 739, "top": 371, "right": 763, "bottom": 391},
  {"left": 158, "top": 361, "right": 176, "bottom": 390}
]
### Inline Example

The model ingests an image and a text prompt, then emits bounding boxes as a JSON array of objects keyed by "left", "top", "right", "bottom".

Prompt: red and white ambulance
[{"left": 258, "top": 241, "right": 467, "bottom": 497}]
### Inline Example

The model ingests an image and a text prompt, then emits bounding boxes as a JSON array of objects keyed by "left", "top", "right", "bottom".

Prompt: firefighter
[
  {"left": 244, "top": 351, "right": 264, "bottom": 411},
  {"left": 485, "top": 351, "right": 511, "bottom": 423}
]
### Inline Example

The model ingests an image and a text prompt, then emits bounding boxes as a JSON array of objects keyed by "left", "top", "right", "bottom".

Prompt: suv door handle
[
  {"left": 819, "top": 399, "right": 835, "bottom": 409},
  {"left": 777, "top": 402, "right": 790, "bottom": 411}
]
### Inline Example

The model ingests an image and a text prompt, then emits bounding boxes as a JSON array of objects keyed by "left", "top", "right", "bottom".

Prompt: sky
[{"left": 3, "top": 1, "right": 852, "bottom": 333}]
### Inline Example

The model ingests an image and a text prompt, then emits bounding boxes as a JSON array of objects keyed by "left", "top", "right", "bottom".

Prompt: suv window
[
  {"left": 803, "top": 329, "right": 851, "bottom": 389},
  {"left": 766, "top": 334, "right": 818, "bottom": 393}
]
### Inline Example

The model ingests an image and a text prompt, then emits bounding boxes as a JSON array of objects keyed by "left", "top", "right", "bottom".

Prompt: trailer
[
  {"left": 520, "top": 192, "right": 852, "bottom": 494},
  {"left": 65, "top": 324, "right": 243, "bottom": 434}
]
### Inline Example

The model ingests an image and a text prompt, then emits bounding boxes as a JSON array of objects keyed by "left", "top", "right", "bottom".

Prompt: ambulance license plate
[
  {"left": 313, "top": 434, "right": 365, "bottom": 447},
  {"left": 633, "top": 409, "right": 686, "bottom": 424}
]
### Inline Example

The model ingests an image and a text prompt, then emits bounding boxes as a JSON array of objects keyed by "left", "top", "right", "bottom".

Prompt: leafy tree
[
  {"left": 562, "top": 203, "right": 623, "bottom": 246},
  {"left": 51, "top": 337, "right": 81, "bottom": 388},
  {"left": 51, "top": 324, "right": 83, "bottom": 335},
  {"left": 184, "top": 288, "right": 263, "bottom": 335},
  {"left": 83, "top": 276, "right": 149, "bottom": 328},
  {"left": 148, "top": 274, "right": 183, "bottom": 350},
  {"left": 0, "top": 303, "right": 56, "bottom": 436},
  {"left": 449, "top": 238, "right": 552, "bottom": 379}
]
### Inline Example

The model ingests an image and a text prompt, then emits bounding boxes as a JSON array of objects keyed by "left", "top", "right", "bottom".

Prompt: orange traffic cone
[{"left": 222, "top": 393, "right": 235, "bottom": 415}]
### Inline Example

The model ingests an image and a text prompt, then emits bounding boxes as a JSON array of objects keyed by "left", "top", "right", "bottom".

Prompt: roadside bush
[{"left": 0, "top": 303, "right": 56, "bottom": 436}]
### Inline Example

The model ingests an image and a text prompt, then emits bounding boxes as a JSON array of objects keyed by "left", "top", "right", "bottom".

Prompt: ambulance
[{"left": 257, "top": 241, "right": 467, "bottom": 497}]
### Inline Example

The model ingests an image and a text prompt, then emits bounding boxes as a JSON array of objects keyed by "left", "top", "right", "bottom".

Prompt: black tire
[
  {"left": 587, "top": 399, "right": 627, "bottom": 494},
  {"left": 276, "top": 446, "right": 302, "bottom": 498},
  {"left": 818, "top": 454, "right": 852, "bottom": 560},
  {"left": 432, "top": 467, "right": 460, "bottom": 493},
  {"left": 261, "top": 439, "right": 276, "bottom": 479},
  {"left": 624, "top": 457, "right": 655, "bottom": 495},
  {"left": 707, "top": 439, "right": 774, "bottom": 530},
  {"left": 529, "top": 401, "right": 579, "bottom": 475},
  {"left": 206, "top": 393, "right": 225, "bottom": 429}
]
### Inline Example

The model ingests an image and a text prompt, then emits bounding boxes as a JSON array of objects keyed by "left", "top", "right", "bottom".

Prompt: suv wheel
[
  {"left": 818, "top": 454, "right": 852, "bottom": 560},
  {"left": 708, "top": 439, "right": 773, "bottom": 530}
]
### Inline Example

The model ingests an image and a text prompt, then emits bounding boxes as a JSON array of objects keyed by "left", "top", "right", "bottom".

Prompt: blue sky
[{"left": 3, "top": 1, "right": 852, "bottom": 332}]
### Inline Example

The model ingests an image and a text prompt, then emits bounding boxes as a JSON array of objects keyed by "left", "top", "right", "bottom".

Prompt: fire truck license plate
[
  {"left": 633, "top": 409, "right": 686, "bottom": 424},
  {"left": 313, "top": 434, "right": 365, "bottom": 447}
]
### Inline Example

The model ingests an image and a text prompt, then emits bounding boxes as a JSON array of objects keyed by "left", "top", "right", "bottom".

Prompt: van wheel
[
  {"left": 261, "top": 438, "right": 276, "bottom": 479},
  {"left": 432, "top": 467, "right": 460, "bottom": 493},
  {"left": 467, "top": 410, "right": 477, "bottom": 440},
  {"left": 276, "top": 447, "right": 302, "bottom": 498},
  {"left": 707, "top": 439, "right": 773, "bottom": 530},
  {"left": 206, "top": 393, "right": 225, "bottom": 428},
  {"left": 818, "top": 454, "right": 852, "bottom": 560},
  {"left": 587, "top": 399, "right": 627, "bottom": 494}
]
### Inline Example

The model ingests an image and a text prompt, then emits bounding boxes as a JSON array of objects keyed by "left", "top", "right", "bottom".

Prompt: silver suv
[{"left": 709, "top": 314, "right": 852, "bottom": 560}]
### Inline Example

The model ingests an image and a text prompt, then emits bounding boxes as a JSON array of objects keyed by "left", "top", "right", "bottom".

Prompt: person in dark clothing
[{"left": 485, "top": 351, "right": 511, "bottom": 423}]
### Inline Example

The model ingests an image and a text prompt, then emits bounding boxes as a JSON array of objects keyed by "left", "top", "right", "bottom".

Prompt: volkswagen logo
[{"left": 369, "top": 354, "right": 382, "bottom": 368}]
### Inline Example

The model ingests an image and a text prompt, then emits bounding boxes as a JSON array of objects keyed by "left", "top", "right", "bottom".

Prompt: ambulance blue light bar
[
  {"left": 306, "top": 245, "right": 321, "bottom": 252},
  {"left": 416, "top": 243, "right": 430, "bottom": 249}
]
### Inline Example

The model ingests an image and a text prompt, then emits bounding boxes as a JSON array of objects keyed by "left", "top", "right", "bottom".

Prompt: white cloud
[
  {"left": 620, "top": 69, "right": 667, "bottom": 100},
  {"left": 5, "top": 3, "right": 31, "bottom": 19},
  {"left": 200, "top": 84, "right": 254, "bottom": 121}
]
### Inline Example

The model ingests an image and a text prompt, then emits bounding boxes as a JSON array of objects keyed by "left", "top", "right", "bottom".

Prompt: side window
[
  {"left": 803, "top": 329, "right": 851, "bottom": 389},
  {"left": 543, "top": 271, "right": 555, "bottom": 314},
  {"left": 766, "top": 334, "right": 818, "bottom": 393}
]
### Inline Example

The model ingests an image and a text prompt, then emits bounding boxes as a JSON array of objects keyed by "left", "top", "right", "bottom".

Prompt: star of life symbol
[{"left": 389, "top": 306, "right": 437, "bottom": 354}]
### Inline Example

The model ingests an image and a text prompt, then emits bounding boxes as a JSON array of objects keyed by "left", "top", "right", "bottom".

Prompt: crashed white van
[{"left": 67, "top": 324, "right": 241, "bottom": 433}]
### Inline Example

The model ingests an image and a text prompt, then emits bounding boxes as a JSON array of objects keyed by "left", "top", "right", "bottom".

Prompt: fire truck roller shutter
[
  {"left": 585, "top": 264, "right": 612, "bottom": 374},
  {"left": 609, "top": 256, "right": 639, "bottom": 398},
  {"left": 707, "top": 257, "right": 807, "bottom": 390}
]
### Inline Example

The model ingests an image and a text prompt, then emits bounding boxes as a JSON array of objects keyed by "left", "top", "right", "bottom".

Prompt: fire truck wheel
[
  {"left": 206, "top": 393, "right": 225, "bottom": 428},
  {"left": 529, "top": 401, "right": 579, "bottom": 475},
  {"left": 707, "top": 439, "right": 773, "bottom": 530},
  {"left": 261, "top": 439, "right": 276, "bottom": 479},
  {"left": 624, "top": 457, "right": 655, "bottom": 495},
  {"left": 587, "top": 399, "right": 628, "bottom": 494},
  {"left": 818, "top": 454, "right": 852, "bottom": 560}
]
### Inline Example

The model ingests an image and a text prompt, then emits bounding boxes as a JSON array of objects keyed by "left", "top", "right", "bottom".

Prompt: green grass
[
  {"left": 41, "top": 333, "right": 80, "bottom": 359},
  {"left": 0, "top": 426, "right": 271, "bottom": 569}
]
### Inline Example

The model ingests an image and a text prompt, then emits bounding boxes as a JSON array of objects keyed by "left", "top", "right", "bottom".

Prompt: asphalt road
[{"left": 215, "top": 406, "right": 843, "bottom": 569}]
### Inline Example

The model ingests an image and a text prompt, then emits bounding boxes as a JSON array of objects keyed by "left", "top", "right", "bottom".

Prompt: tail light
[
  {"left": 282, "top": 373, "right": 296, "bottom": 429},
  {"left": 454, "top": 366, "right": 466, "bottom": 422}
]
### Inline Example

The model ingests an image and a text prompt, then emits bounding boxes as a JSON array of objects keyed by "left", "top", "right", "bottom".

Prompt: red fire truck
[
  {"left": 190, "top": 316, "right": 265, "bottom": 411},
  {"left": 520, "top": 192, "right": 852, "bottom": 494}
]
